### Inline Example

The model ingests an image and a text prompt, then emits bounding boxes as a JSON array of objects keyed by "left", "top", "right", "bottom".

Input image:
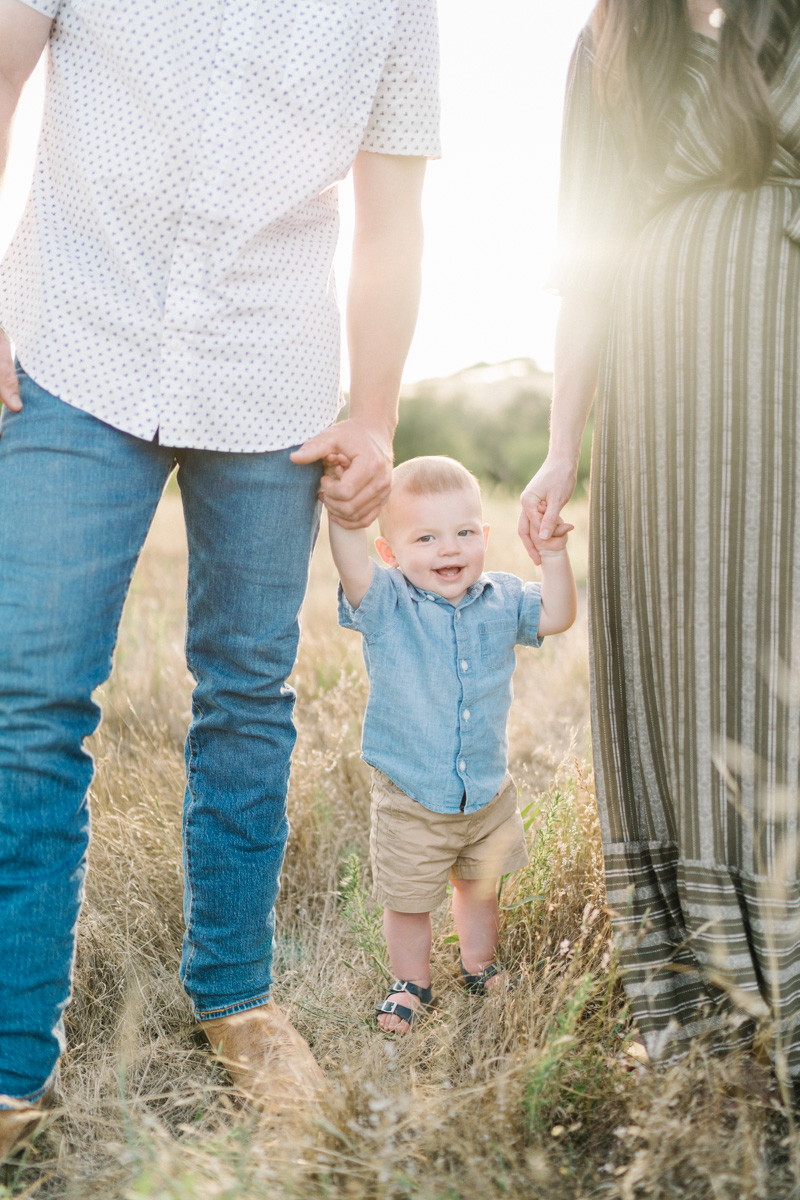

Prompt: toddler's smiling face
[{"left": 375, "top": 486, "right": 489, "bottom": 606}]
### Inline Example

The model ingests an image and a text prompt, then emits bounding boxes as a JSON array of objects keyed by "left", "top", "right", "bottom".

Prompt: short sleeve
[
  {"left": 516, "top": 581, "right": 544, "bottom": 649},
  {"left": 337, "top": 561, "right": 398, "bottom": 637},
  {"left": 15, "top": 0, "right": 59, "bottom": 13},
  {"left": 360, "top": 0, "right": 441, "bottom": 158},
  {"left": 547, "top": 28, "right": 643, "bottom": 300}
]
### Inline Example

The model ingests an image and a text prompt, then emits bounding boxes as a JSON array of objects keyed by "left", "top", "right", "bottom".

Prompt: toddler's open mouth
[{"left": 434, "top": 566, "right": 464, "bottom": 579}]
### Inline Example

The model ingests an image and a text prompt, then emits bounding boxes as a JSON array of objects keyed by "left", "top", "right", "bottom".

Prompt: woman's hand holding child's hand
[{"left": 526, "top": 498, "right": 573, "bottom": 559}]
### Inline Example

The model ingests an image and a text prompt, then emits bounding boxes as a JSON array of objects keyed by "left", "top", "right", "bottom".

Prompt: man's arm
[
  {"left": 328, "top": 517, "right": 374, "bottom": 609},
  {"left": 0, "top": 0, "right": 53, "bottom": 413},
  {"left": 291, "top": 150, "right": 427, "bottom": 528}
]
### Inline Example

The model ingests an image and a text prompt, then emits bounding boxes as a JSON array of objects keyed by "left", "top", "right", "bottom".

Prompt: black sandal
[
  {"left": 375, "top": 979, "right": 434, "bottom": 1030},
  {"left": 460, "top": 960, "right": 509, "bottom": 994}
]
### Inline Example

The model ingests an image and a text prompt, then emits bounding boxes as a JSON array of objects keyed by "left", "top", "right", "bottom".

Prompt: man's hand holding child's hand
[{"left": 291, "top": 419, "right": 393, "bottom": 528}]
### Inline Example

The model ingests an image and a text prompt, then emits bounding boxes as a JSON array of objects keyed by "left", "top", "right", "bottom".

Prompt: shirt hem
[
  {"left": 363, "top": 755, "right": 503, "bottom": 816},
  {"left": 12, "top": 350, "right": 344, "bottom": 453}
]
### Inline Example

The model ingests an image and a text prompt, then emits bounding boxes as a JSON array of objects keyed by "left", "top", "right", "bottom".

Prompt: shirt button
[
  {"left": 461, "top": 660, "right": 469, "bottom": 672},
  {"left": 459, "top": 760, "right": 466, "bottom": 772},
  {"left": 463, "top": 710, "right": 471, "bottom": 721},
  {"left": 456, "top": 611, "right": 462, "bottom": 620}
]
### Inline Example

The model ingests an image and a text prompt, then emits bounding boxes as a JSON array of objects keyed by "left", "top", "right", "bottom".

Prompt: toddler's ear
[
  {"left": 482, "top": 523, "right": 490, "bottom": 549},
  {"left": 374, "top": 536, "right": 398, "bottom": 567}
]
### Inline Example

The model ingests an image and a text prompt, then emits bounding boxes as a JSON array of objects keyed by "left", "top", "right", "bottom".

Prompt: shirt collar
[{"left": 405, "top": 573, "right": 494, "bottom": 608}]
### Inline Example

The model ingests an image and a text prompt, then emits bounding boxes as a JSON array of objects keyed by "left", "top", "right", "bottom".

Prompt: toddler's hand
[
  {"left": 533, "top": 521, "right": 573, "bottom": 554},
  {"left": 322, "top": 451, "right": 351, "bottom": 481}
]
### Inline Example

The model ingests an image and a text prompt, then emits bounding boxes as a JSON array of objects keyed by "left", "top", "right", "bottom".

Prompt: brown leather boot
[
  {"left": 0, "top": 1095, "right": 52, "bottom": 1162},
  {"left": 201, "top": 1001, "right": 327, "bottom": 1108}
]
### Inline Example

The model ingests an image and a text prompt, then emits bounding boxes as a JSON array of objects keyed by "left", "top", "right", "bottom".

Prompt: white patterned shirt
[{"left": 0, "top": 0, "right": 440, "bottom": 451}]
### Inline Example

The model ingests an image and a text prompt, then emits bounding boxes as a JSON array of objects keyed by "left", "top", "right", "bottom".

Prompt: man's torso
[{"left": 1, "top": 0, "right": 440, "bottom": 450}]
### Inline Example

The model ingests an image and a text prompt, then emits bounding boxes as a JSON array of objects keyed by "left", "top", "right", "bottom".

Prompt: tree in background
[{"left": 391, "top": 361, "right": 592, "bottom": 494}]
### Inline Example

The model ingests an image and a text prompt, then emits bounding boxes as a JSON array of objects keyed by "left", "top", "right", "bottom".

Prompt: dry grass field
[{"left": 2, "top": 488, "right": 800, "bottom": 1200}]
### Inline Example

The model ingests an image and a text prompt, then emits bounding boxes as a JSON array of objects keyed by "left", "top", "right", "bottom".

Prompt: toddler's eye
[
  {"left": 458, "top": 529, "right": 473, "bottom": 537},
  {"left": 418, "top": 534, "right": 434, "bottom": 543}
]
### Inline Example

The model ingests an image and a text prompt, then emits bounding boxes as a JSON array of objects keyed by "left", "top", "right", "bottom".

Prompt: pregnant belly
[
  {"left": 613, "top": 182, "right": 800, "bottom": 325},
  {"left": 599, "top": 179, "right": 800, "bottom": 523}
]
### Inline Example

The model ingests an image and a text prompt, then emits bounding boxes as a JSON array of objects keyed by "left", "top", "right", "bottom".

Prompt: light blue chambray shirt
[{"left": 338, "top": 564, "right": 543, "bottom": 814}]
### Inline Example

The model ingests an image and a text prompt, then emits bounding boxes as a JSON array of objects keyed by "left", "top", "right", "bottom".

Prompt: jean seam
[
  {"left": 183, "top": 728, "right": 198, "bottom": 992},
  {"left": 182, "top": 538, "right": 198, "bottom": 995}
]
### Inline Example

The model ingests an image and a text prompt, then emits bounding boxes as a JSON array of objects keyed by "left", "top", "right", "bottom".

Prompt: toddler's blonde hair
[{"left": 379, "top": 456, "right": 481, "bottom": 536}]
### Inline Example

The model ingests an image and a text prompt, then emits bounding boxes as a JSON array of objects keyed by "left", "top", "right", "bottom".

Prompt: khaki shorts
[{"left": 369, "top": 770, "right": 529, "bottom": 913}]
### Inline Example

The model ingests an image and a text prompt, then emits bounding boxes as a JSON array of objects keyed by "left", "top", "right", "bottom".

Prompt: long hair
[{"left": 593, "top": 0, "right": 800, "bottom": 187}]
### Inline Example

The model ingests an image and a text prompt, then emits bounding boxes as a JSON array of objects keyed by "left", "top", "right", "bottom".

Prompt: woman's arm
[{"left": 518, "top": 293, "right": 608, "bottom": 564}]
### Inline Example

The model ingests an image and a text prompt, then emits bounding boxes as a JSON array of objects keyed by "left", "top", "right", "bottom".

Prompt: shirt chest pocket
[
  {"left": 478, "top": 619, "right": 517, "bottom": 666},
  {"left": 282, "top": 1, "right": 361, "bottom": 123}
]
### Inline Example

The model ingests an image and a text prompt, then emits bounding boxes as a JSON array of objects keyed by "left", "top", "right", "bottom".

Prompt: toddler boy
[{"left": 329, "top": 455, "right": 576, "bottom": 1032}]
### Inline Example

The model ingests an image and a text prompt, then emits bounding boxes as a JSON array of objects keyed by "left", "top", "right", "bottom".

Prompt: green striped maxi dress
[{"left": 555, "top": 26, "right": 800, "bottom": 1069}]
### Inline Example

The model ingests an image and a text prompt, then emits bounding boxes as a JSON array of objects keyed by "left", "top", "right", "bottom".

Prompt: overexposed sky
[
  {"left": 394, "top": 0, "right": 596, "bottom": 379},
  {"left": 0, "top": 1, "right": 595, "bottom": 382}
]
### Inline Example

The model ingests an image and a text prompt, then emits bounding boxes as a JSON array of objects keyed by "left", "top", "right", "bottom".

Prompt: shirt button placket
[
  {"left": 161, "top": 0, "right": 252, "bottom": 433},
  {"left": 456, "top": 614, "right": 471, "bottom": 803}
]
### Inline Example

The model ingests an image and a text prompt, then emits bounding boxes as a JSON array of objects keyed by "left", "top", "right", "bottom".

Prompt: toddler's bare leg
[
  {"left": 452, "top": 877, "right": 505, "bottom": 988},
  {"left": 380, "top": 909, "right": 432, "bottom": 1033}
]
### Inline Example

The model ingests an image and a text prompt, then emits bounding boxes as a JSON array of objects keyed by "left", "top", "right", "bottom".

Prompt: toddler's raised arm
[
  {"left": 530, "top": 516, "right": 577, "bottom": 636},
  {"left": 328, "top": 517, "right": 375, "bottom": 609}
]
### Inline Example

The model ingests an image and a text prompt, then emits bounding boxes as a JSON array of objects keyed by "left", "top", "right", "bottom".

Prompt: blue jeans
[{"left": 0, "top": 369, "right": 322, "bottom": 1103}]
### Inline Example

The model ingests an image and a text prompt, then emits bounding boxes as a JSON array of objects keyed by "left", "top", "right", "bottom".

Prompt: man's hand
[
  {"left": 0, "top": 332, "right": 20, "bottom": 411},
  {"left": 290, "top": 418, "right": 393, "bottom": 528}
]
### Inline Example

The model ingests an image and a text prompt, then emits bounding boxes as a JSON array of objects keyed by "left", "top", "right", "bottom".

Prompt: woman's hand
[{"left": 518, "top": 454, "right": 579, "bottom": 565}]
